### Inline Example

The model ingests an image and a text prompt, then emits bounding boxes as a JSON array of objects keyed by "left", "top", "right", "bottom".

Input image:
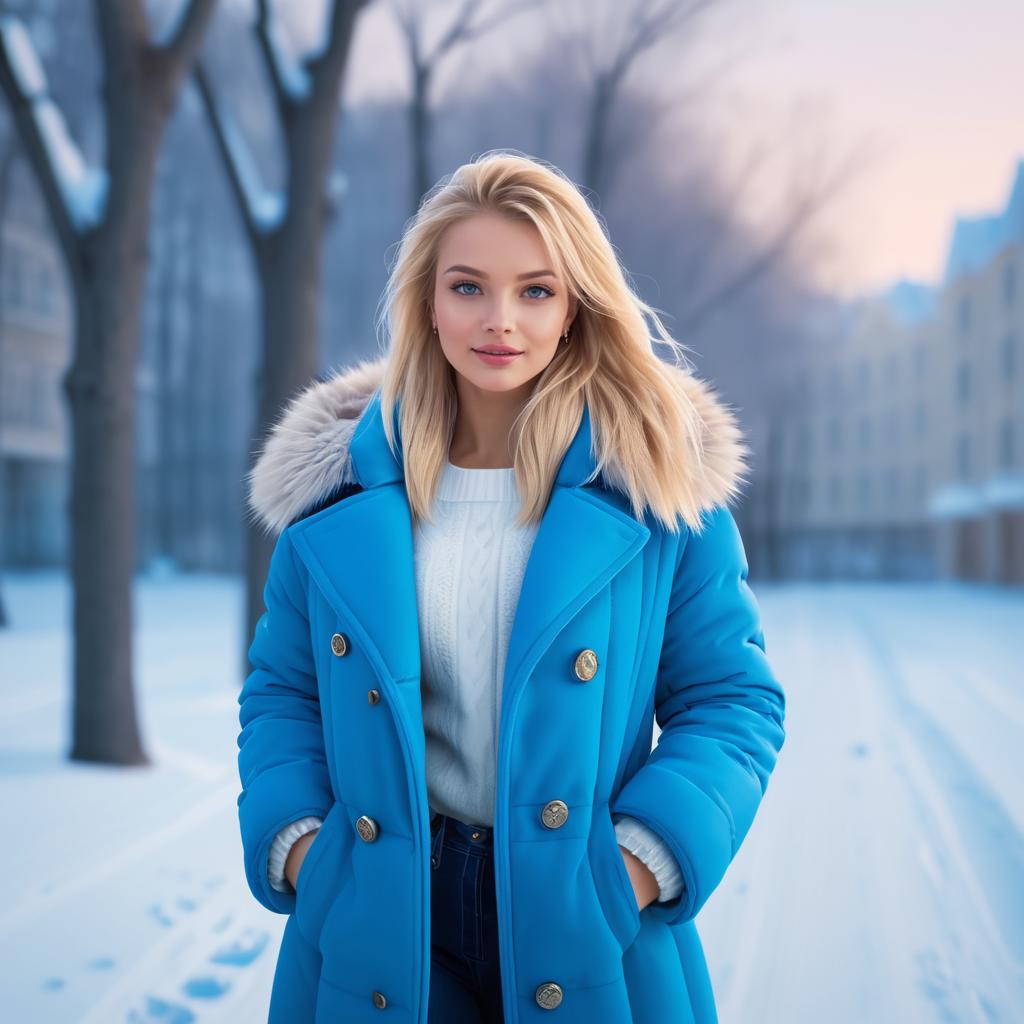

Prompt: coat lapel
[{"left": 287, "top": 388, "right": 651, "bottom": 732}]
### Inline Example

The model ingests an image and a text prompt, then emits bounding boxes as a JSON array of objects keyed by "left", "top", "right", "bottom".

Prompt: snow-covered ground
[{"left": 1, "top": 571, "right": 1022, "bottom": 1023}]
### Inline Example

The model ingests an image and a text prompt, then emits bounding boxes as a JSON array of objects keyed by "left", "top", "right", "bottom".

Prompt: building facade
[{"left": 764, "top": 160, "right": 1024, "bottom": 582}]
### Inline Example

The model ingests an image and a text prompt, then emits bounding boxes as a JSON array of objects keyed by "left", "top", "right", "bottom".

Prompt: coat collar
[
  {"left": 246, "top": 352, "right": 746, "bottom": 537},
  {"left": 346, "top": 383, "right": 602, "bottom": 493}
]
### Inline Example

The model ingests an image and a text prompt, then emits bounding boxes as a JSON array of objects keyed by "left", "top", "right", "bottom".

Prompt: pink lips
[{"left": 473, "top": 348, "right": 523, "bottom": 366}]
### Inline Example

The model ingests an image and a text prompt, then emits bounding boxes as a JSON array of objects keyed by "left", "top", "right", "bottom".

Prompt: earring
[
  {"left": 433, "top": 323, "right": 438, "bottom": 334},
  {"left": 561, "top": 328, "right": 569, "bottom": 344}
]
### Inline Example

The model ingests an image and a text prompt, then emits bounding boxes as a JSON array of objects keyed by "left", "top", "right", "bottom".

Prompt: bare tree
[
  {"left": 0, "top": 1, "right": 216, "bottom": 766},
  {"left": 556, "top": 0, "right": 876, "bottom": 340},
  {"left": 193, "top": 0, "right": 368, "bottom": 673},
  {"left": 388, "top": 0, "right": 544, "bottom": 211}
]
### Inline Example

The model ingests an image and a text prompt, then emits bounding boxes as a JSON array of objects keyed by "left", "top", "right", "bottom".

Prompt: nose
[{"left": 481, "top": 296, "right": 516, "bottom": 335}]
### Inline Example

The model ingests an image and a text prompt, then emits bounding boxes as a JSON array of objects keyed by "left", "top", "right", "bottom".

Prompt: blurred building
[
  {"left": 0, "top": 159, "right": 71, "bottom": 568},
  {"left": 765, "top": 158, "right": 1024, "bottom": 583}
]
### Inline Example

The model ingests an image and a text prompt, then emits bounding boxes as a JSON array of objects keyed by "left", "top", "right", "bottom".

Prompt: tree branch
[
  {"left": 254, "top": 0, "right": 310, "bottom": 122},
  {"left": 193, "top": 59, "right": 273, "bottom": 253},
  {"left": 0, "top": 15, "right": 93, "bottom": 263}
]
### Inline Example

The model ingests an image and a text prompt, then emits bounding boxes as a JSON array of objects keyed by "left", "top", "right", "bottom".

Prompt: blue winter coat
[{"left": 238, "top": 356, "right": 786, "bottom": 1023}]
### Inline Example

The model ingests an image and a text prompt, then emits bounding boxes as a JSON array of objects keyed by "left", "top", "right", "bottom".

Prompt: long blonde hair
[{"left": 375, "top": 150, "right": 746, "bottom": 535}]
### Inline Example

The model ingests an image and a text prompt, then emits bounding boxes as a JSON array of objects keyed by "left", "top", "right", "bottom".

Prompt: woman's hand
[
  {"left": 285, "top": 828, "right": 320, "bottom": 891},
  {"left": 618, "top": 845, "right": 659, "bottom": 912}
]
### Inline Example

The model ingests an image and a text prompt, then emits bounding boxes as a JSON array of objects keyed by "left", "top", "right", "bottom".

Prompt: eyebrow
[{"left": 443, "top": 264, "right": 557, "bottom": 281}]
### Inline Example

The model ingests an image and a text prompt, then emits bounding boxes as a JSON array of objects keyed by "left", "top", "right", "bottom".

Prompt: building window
[
  {"left": 888, "top": 408, "right": 900, "bottom": 440},
  {"left": 915, "top": 402, "right": 926, "bottom": 437},
  {"left": 828, "top": 417, "right": 842, "bottom": 451},
  {"left": 957, "top": 362, "right": 971, "bottom": 404},
  {"left": 886, "top": 467, "right": 899, "bottom": 500},
  {"left": 1000, "top": 419, "right": 1015, "bottom": 468},
  {"left": 859, "top": 472, "right": 871, "bottom": 508},
  {"left": 1003, "top": 332, "right": 1016, "bottom": 378},
  {"left": 829, "top": 476, "right": 843, "bottom": 508},
  {"left": 957, "top": 433, "right": 971, "bottom": 478},
  {"left": 915, "top": 342, "right": 927, "bottom": 376},
  {"left": 958, "top": 293, "right": 971, "bottom": 336},
  {"left": 915, "top": 465, "right": 927, "bottom": 500},
  {"left": 859, "top": 416, "right": 871, "bottom": 449},
  {"left": 1005, "top": 259, "right": 1017, "bottom": 308},
  {"left": 38, "top": 262, "right": 56, "bottom": 316},
  {"left": 799, "top": 421, "right": 812, "bottom": 457},
  {"left": 3, "top": 248, "right": 25, "bottom": 309}
]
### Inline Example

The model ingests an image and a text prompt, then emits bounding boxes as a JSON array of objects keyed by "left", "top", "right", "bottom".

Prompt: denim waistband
[{"left": 430, "top": 810, "right": 494, "bottom": 848}]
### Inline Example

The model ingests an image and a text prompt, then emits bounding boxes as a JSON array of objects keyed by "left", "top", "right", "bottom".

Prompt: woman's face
[{"left": 432, "top": 211, "right": 576, "bottom": 394}]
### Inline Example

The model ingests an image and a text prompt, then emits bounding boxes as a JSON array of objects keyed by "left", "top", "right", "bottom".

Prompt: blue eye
[{"left": 451, "top": 280, "right": 555, "bottom": 299}]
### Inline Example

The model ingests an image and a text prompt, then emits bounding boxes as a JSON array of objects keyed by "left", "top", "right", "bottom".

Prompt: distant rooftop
[
  {"left": 882, "top": 279, "right": 937, "bottom": 324},
  {"left": 942, "top": 157, "right": 1024, "bottom": 284}
]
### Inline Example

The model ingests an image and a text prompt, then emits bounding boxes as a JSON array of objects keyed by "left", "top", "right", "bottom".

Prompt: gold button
[
  {"left": 535, "top": 982, "right": 563, "bottom": 1009},
  {"left": 331, "top": 632, "right": 350, "bottom": 657},
  {"left": 541, "top": 800, "right": 569, "bottom": 829},
  {"left": 367, "top": 689, "right": 381, "bottom": 705},
  {"left": 573, "top": 648, "right": 598, "bottom": 681},
  {"left": 356, "top": 815, "right": 379, "bottom": 842},
  {"left": 372, "top": 990, "right": 387, "bottom": 1009}
]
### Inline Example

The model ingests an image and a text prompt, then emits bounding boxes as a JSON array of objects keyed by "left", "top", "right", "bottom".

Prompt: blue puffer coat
[{"left": 238, "top": 356, "right": 786, "bottom": 1023}]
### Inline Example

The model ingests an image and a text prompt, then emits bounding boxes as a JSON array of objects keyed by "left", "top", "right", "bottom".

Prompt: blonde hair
[{"left": 375, "top": 150, "right": 743, "bottom": 535}]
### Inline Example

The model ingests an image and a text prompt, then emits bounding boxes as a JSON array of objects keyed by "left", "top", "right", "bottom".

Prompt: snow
[
  {"left": 985, "top": 472, "right": 1024, "bottom": 510},
  {"left": 219, "top": 111, "right": 285, "bottom": 231},
  {"left": 0, "top": 16, "right": 47, "bottom": 97},
  {"left": 0, "top": 16, "right": 107, "bottom": 231},
  {"left": 32, "top": 101, "right": 108, "bottom": 231},
  {"left": 262, "top": 13, "right": 312, "bottom": 102},
  {"left": 1, "top": 571, "right": 1022, "bottom": 1021},
  {"left": 927, "top": 482, "right": 987, "bottom": 519}
]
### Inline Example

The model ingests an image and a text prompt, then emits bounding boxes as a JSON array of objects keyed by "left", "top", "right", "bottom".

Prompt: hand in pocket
[{"left": 286, "top": 827, "right": 320, "bottom": 891}]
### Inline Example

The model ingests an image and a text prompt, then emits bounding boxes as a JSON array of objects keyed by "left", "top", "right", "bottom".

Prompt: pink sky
[
  {"left": 285, "top": 0, "right": 1024, "bottom": 299},
  {"left": 702, "top": 0, "right": 1024, "bottom": 296}
]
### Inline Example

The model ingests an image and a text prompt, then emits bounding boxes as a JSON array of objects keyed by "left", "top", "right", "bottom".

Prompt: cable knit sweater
[{"left": 268, "top": 458, "right": 684, "bottom": 904}]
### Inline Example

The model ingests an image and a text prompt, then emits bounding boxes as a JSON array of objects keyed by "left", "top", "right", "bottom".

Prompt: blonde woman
[{"left": 240, "top": 151, "right": 786, "bottom": 1023}]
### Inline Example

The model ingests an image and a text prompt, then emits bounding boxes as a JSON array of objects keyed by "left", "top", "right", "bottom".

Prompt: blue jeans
[{"left": 428, "top": 811, "right": 505, "bottom": 1023}]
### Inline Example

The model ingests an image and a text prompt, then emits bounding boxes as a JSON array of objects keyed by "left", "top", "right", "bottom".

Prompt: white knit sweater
[{"left": 268, "top": 458, "right": 684, "bottom": 904}]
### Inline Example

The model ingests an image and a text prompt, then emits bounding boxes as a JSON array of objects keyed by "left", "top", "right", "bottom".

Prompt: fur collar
[{"left": 246, "top": 354, "right": 747, "bottom": 537}]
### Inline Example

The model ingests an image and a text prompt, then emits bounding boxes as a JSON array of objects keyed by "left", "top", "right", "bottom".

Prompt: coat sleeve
[
  {"left": 236, "top": 526, "right": 335, "bottom": 915},
  {"left": 609, "top": 503, "right": 786, "bottom": 926}
]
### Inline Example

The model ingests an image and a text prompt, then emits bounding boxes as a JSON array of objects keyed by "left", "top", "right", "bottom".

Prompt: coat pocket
[
  {"left": 589, "top": 803, "right": 642, "bottom": 953},
  {"left": 294, "top": 801, "right": 352, "bottom": 947}
]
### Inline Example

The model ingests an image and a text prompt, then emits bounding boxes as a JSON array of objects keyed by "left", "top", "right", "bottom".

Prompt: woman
[{"left": 238, "top": 152, "right": 786, "bottom": 1023}]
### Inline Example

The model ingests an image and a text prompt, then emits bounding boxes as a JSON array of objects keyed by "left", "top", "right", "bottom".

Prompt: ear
[{"left": 566, "top": 293, "right": 579, "bottom": 331}]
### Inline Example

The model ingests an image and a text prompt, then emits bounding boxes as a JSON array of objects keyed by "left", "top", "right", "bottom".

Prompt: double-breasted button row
[
  {"left": 332, "top": 632, "right": 391, "bottom": 1008},
  {"left": 330, "top": 632, "right": 384, "bottom": 705}
]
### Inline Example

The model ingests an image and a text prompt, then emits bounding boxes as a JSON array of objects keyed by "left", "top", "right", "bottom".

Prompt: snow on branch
[
  {"left": 222, "top": 111, "right": 285, "bottom": 230},
  {"left": 255, "top": 0, "right": 312, "bottom": 106},
  {"left": 193, "top": 64, "right": 284, "bottom": 241},
  {"left": 0, "top": 16, "right": 108, "bottom": 234}
]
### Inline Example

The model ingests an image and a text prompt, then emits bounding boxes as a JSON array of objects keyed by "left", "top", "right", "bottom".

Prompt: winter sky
[{"left": 273, "top": 0, "right": 1024, "bottom": 300}]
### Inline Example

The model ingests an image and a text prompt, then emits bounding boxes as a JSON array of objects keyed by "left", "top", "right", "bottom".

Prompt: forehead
[{"left": 436, "top": 213, "right": 558, "bottom": 274}]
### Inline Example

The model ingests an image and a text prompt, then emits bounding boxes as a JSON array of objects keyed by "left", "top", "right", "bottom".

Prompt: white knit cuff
[
  {"left": 268, "top": 816, "right": 324, "bottom": 893},
  {"left": 612, "top": 813, "right": 685, "bottom": 903}
]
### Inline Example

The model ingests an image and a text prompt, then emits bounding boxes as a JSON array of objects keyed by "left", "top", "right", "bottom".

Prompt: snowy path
[
  {"left": 1, "top": 572, "right": 1022, "bottom": 1022},
  {"left": 699, "top": 582, "right": 1024, "bottom": 1024}
]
